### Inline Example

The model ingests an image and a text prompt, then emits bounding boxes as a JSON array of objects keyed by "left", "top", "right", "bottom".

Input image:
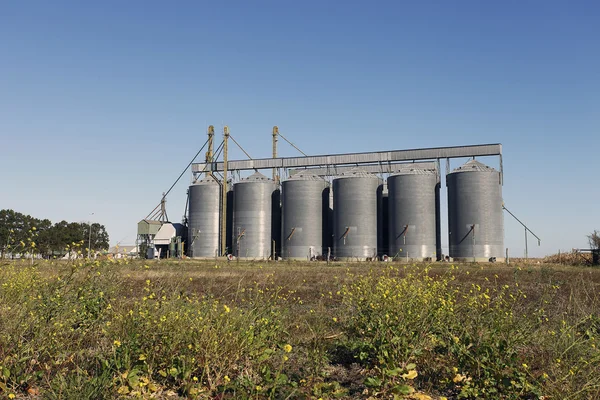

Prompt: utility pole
[
  {"left": 221, "top": 126, "right": 229, "bottom": 255},
  {"left": 206, "top": 125, "right": 214, "bottom": 178}
]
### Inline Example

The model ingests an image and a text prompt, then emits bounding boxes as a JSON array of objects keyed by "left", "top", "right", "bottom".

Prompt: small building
[
  {"left": 136, "top": 220, "right": 187, "bottom": 259},
  {"left": 107, "top": 245, "right": 138, "bottom": 259},
  {"left": 153, "top": 223, "right": 186, "bottom": 258},
  {"left": 137, "top": 219, "right": 163, "bottom": 259}
]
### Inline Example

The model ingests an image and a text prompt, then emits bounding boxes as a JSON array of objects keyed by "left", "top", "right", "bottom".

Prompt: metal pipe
[
  {"left": 286, "top": 227, "right": 297, "bottom": 241},
  {"left": 221, "top": 126, "right": 229, "bottom": 255},
  {"left": 229, "top": 134, "right": 253, "bottom": 160},
  {"left": 272, "top": 126, "right": 278, "bottom": 181},
  {"left": 502, "top": 205, "right": 541, "bottom": 257},
  {"left": 278, "top": 131, "right": 308, "bottom": 157}
]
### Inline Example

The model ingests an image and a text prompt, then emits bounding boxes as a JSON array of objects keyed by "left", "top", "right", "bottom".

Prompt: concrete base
[
  {"left": 390, "top": 257, "right": 435, "bottom": 263},
  {"left": 450, "top": 257, "right": 506, "bottom": 263}
]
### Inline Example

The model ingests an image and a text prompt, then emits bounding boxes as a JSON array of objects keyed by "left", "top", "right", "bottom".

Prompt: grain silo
[
  {"left": 447, "top": 159, "right": 504, "bottom": 261},
  {"left": 281, "top": 173, "right": 329, "bottom": 260},
  {"left": 388, "top": 168, "right": 438, "bottom": 261},
  {"left": 233, "top": 172, "right": 276, "bottom": 259},
  {"left": 333, "top": 170, "right": 380, "bottom": 260},
  {"left": 188, "top": 177, "right": 220, "bottom": 258}
]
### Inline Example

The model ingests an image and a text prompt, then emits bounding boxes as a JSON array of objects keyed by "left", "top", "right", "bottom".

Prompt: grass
[{"left": 0, "top": 259, "right": 599, "bottom": 399}]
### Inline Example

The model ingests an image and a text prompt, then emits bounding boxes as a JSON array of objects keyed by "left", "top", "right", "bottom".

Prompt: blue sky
[{"left": 1, "top": 1, "right": 598, "bottom": 257}]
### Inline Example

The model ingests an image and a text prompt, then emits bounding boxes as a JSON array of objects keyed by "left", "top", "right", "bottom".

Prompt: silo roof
[
  {"left": 336, "top": 168, "right": 378, "bottom": 179},
  {"left": 451, "top": 159, "right": 498, "bottom": 174},
  {"left": 286, "top": 172, "right": 326, "bottom": 182},
  {"left": 241, "top": 171, "right": 272, "bottom": 182},
  {"left": 390, "top": 167, "right": 437, "bottom": 176},
  {"left": 191, "top": 176, "right": 219, "bottom": 185}
]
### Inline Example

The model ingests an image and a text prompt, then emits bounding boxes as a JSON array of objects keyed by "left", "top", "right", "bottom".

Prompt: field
[{"left": 1, "top": 259, "right": 599, "bottom": 399}]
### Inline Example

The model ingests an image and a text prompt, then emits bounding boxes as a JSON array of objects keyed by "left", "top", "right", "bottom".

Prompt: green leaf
[
  {"left": 385, "top": 367, "right": 402, "bottom": 377},
  {"left": 364, "top": 377, "right": 382, "bottom": 388},
  {"left": 405, "top": 363, "right": 416, "bottom": 371},
  {"left": 258, "top": 348, "right": 274, "bottom": 362},
  {"left": 275, "top": 373, "right": 288, "bottom": 385},
  {"left": 392, "top": 384, "right": 414, "bottom": 395},
  {"left": 2, "top": 367, "right": 9, "bottom": 379}
]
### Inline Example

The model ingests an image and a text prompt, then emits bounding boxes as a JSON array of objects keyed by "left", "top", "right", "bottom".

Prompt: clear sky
[{"left": 1, "top": 1, "right": 598, "bottom": 257}]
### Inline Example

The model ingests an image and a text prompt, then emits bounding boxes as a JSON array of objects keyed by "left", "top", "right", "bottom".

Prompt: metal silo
[
  {"left": 447, "top": 160, "right": 504, "bottom": 261},
  {"left": 388, "top": 168, "right": 437, "bottom": 261},
  {"left": 233, "top": 171, "right": 276, "bottom": 259},
  {"left": 333, "top": 170, "right": 380, "bottom": 260},
  {"left": 281, "top": 173, "right": 329, "bottom": 260},
  {"left": 188, "top": 177, "right": 220, "bottom": 258}
]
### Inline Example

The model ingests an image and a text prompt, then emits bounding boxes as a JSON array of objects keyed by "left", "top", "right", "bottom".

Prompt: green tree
[
  {"left": 87, "top": 222, "right": 110, "bottom": 252},
  {"left": 0, "top": 209, "right": 110, "bottom": 259}
]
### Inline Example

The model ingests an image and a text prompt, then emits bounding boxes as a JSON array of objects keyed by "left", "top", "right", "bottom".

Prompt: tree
[
  {"left": 88, "top": 222, "right": 110, "bottom": 251},
  {"left": 0, "top": 209, "right": 110, "bottom": 259},
  {"left": 0, "top": 209, "right": 36, "bottom": 258},
  {"left": 588, "top": 230, "right": 600, "bottom": 250}
]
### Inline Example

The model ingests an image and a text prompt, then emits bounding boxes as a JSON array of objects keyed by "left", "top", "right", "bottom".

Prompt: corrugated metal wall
[{"left": 447, "top": 160, "right": 504, "bottom": 260}]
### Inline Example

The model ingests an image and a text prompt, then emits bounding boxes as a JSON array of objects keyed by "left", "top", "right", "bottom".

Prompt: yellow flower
[
  {"left": 223, "top": 305, "right": 231, "bottom": 313},
  {"left": 453, "top": 373, "right": 467, "bottom": 383},
  {"left": 402, "top": 369, "right": 418, "bottom": 380},
  {"left": 283, "top": 344, "right": 292, "bottom": 353},
  {"left": 412, "top": 395, "right": 431, "bottom": 400},
  {"left": 117, "top": 386, "right": 129, "bottom": 395},
  {"left": 224, "top": 375, "right": 231, "bottom": 383},
  {"left": 9, "top": 394, "right": 16, "bottom": 399},
  {"left": 139, "top": 354, "right": 146, "bottom": 360},
  {"left": 114, "top": 340, "right": 122, "bottom": 347},
  {"left": 332, "top": 317, "right": 338, "bottom": 322}
]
